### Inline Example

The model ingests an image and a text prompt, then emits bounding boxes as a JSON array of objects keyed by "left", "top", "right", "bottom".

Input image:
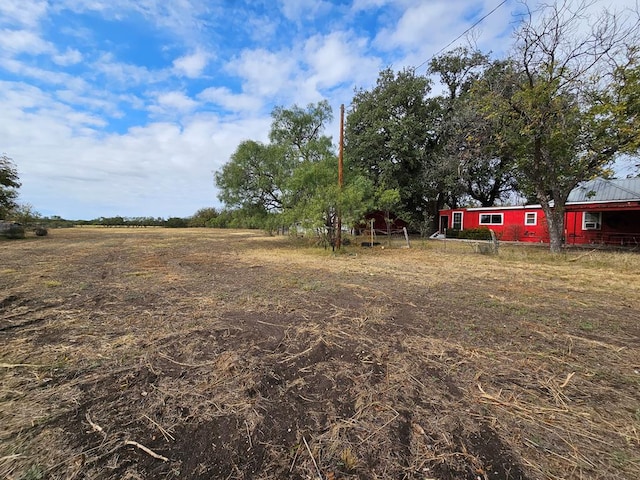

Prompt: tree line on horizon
[{"left": 0, "top": 203, "right": 242, "bottom": 230}]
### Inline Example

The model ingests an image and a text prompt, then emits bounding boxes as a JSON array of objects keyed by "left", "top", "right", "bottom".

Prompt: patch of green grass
[
  {"left": 300, "top": 281, "right": 321, "bottom": 292},
  {"left": 611, "top": 450, "right": 630, "bottom": 468},
  {"left": 43, "top": 280, "right": 62, "bottom": 288},
  {"left": 20, "top": 464, "right": 45, "bottom": 480},
  {"left": 579, "top": 321, "right": 595, "bottom": 331}
]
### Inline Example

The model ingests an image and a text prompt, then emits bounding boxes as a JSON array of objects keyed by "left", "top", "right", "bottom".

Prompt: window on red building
[
  {"left": 479, "top": 213, "right": 503, "bottom": 225},
  {"left": 525, "top": 212, "right": 537, "bottom": 225},
  {"left": 453, "top": 212, "right": 463, "bottom": 230}
]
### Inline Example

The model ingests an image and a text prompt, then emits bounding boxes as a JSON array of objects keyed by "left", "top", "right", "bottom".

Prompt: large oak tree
[
  {"left": 429, "top": 49, "right": 520, "bottom": 207},
  {"left": 491, "top": 0, "right": 640, "bottom": 252},
  {"left": 345, "top": 68, "right": 440, "bottom": 230}
]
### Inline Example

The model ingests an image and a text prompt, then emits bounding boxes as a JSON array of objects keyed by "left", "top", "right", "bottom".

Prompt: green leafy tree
[
  {"left": 207, "top": 206, "right": 272, "bottom": 229},
  {"left": 189, "top": 207, "right": 219, "bottom": 227},
  {"left": 346, "top": 68, "right": 440, "bottom": 229},
  {"left": 164, "top": 217, "right": 189, "bottom": 228},
  {"left": 283, "top": 156, "right": 373, "bottom": 245},
  {"left": 10, "top": 203, "right": 42, "bottom": 226},
  {"left": 590, "top": 54, "right": 640, "bottom": 166},
  {"left": 269, "top": 100, "right": 342, "bottom": 237},
  {"left": 216, "top": 102, "right": 335, "bottom": 217},
  {"left": 429, "top": 47, "right": 488, "bottom": 103},
  {"left": 269, "top": 101, "right": 334, "bottom": 163},
  {"left": 215, "top": 141, "right": 287, "bottom": 213},
  {"left": 429, "top": 47, "right": 493, "bottom": 208},
  {"left": 435, "top": 58, "right": 520, "bottom": 206},
  {"left": 216, "top": 101, "right": 363, "bottom": 239},
  {"left": 492, "top": 1, "right": 639, "bottom": 252},
  {"left": 1, "top": 154, "right": 21, "bottom": 219},
  {"left": 283, "top": 158, "right": 339, "bottom": 241}
]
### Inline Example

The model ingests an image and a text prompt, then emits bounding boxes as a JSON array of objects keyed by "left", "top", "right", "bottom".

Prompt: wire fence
[{"left": 357, "top": 227, "right": 412, "bottom": 248}]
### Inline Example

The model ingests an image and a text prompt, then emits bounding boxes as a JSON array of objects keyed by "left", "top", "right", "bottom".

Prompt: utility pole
[{"left": 336, "top": 104, "right": 344, "bottom": 250}]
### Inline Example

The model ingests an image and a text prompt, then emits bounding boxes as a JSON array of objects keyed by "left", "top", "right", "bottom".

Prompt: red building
[
  {"left": 438, "top": 178, "right": 640, "bottom": 246},
  {"left": 357, "top": 211, "right": 409, "bottom": 235}
]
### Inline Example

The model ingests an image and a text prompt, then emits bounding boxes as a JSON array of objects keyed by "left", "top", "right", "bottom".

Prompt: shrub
[
  {"left": 0, "top": 221, "right": 25, "bottom": 239},
  {"left": 458, "top": 227, "right": 493, "bottom": 240},
  {"left": 164, "top": 217, "right": 189, "bottom": 228},
  {"left": 34, "top": 226, "right": 48, "bottom": 236}
]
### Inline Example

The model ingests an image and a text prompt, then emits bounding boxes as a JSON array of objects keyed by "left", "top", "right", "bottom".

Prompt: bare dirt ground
[{"left": 1, "top": 228, "right": 639, "bottom": 480}]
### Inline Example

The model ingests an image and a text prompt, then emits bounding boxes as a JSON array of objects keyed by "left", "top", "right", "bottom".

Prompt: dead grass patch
[{"left": 1, "top": 228, "right": 639, "bottom": 479}]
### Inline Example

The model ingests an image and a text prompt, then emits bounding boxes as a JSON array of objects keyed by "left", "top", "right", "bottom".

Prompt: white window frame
[
  {"left": 479, "top": 213, "right": 503, "bottom": 225},
  {"left": 452, "top": 211, "right": 463, "bottom": 230},
  {"left": 582, "top": 212, "right": 602, "bottom": 230},
  {"left": 525, "top": 212, "right": 537, "bottom": 226}
]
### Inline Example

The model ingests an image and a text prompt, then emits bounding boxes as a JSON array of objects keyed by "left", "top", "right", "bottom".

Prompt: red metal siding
[
  {"left": 438, "top": 207, "right": 550, "bottom": 243},
  {"left": 358, "top": 211, "right": 409, "bottom": 235},
  {"left": 440, "top": 205, "right": 640, "bottom": 246},
  {"left": 566, "top": 209, "right": 640, "bottom": 245}
]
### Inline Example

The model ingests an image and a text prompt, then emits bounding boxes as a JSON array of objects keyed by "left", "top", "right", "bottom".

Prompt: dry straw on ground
[{"left": 1, "top": 228, "right": 639, "bottom": 479}]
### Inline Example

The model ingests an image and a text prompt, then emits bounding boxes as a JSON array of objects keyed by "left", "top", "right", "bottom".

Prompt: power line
[{"left": 414, "top": 0, "right": 509, "bottom": 72}]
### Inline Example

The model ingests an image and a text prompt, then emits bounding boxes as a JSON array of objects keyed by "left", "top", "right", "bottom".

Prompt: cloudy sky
[{"left": 0, "top": 0, "right": 635, "bottom": 219}]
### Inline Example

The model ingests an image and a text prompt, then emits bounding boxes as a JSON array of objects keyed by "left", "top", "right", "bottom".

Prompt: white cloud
[
  {"left": 226, "top": 48, "right": 298, "bottom": 100},
  {"left": 351, "top": 0, "right": 391, "bottom": 11},
  {"left": 0, "top": 0, "right": 48, "bottom": 28},
  {"left": 374, "top": 2, "right": 456, "bottom": 52},
  {"left": 53, "top": 0, "right": 214, "bottom": 45},
  {"left": 1, "top": 71, "right": 276, "bottom": 218},
  {"left": 304, "top": 31, "right": 381, "bottom": 89},
  {"left": 198, "top": 86, "right": 262, "bottom": 113},
  {"left": 0, "top": 29, "right": 53, "bottom": 55},
  {"left": 53, "top": 48, "right": 83, "bottom": 66},
  {"left": 173, "top": 50, "right": 210, "bottom": 78},
  {"left": 55, "top": 88, "right": 122, "bottom": 117},
  {"left": 148, "top": 90, "right": 199, "bottom": 117},
  {"left": 1, "top": 57, "right": 89, "bottom": 90},
  {"left": 244, "top": 15, "right": 280, "bottom": 44},
  {"left": 368, "top": 1, "right": 523, "bottom": 75},
  {"left": 93, "top": 53, "right": 163, "bottom": 87},
  {"left": 1, "top": 81, "right": 107, "bottom": 137},
  {"left": 278, "top": 0, "right": 332, "bottom": 23},
  {"left": 5, "top": 114, "right": 272, "bottom": 218}
]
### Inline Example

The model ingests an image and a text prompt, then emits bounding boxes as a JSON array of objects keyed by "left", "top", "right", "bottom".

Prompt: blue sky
[{"left": 1, "top": 0, "right": 635, "bottom": 219}]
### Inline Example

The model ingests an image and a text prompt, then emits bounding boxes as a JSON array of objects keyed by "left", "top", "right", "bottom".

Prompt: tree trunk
[{"left": 541, "top": 203, "right": 565, "bottom": 254}]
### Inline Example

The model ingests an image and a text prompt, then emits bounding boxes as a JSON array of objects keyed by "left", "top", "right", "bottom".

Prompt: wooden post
[
  {"left": 370, "top": 218, "right": 374, "bottom": 247},
  {"left": 336, "top": 104, "right": 344, "bottom": 250},
  {"left": 403, "top": 227, "right": 411, "bottom": 248}
]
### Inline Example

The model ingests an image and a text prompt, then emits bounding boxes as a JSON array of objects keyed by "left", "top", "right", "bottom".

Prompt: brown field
[{"left": 1, "top": 228, "right": 639, "bottom": 480}]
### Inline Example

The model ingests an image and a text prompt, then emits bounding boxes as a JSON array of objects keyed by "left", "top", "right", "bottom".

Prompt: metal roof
[{"left": 567, "top": 177, "right": 640, "bottom": 203}]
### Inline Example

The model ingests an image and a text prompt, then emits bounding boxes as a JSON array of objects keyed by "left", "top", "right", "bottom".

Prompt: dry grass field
[{"left": 1, "top": 228, "right": 639, "bottom": 480}]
